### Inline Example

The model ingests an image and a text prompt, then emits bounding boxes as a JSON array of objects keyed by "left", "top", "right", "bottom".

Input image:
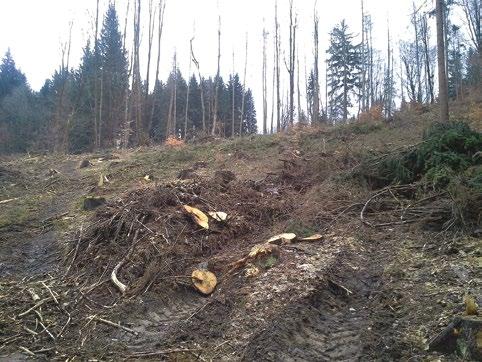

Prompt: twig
[
  {"left": 91, "top": 316, "right": 139, "bottom": 336},
  {"left": 38, "top": 320, "right": 56, "bottom": 341},
  {"left": 66, "top": 224, "right": 83, "bottom": 275},
  {"left": 0, "top": 198, "right": 19, "bottom": 205},
  {"left": 41, "top": 282, "right": 59, "bottom": 305},
  {"left": 18, "top": 297, "right": 52, "bottom": 317},
  {"left": 128, "top": 348, "right": 203, "bottom": 358},
  {"left": 19, "top": 346, "right": 36, "bottom": 357}
]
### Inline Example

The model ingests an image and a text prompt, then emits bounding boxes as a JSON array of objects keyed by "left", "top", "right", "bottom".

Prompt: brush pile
[
  {"left": 355, "top": 122, "right": 482, "bottom": 231},
  {"left": 69, "top": 174, "right": 297, "bottom": 301}
]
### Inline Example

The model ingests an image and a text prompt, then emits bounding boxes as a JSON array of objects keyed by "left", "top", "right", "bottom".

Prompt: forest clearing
[
  {"left": 0, "top": 0, "right": 481, "bottom": 360},
  {"left": 1, "top": 101, "right": 481, "bottom": 360}
]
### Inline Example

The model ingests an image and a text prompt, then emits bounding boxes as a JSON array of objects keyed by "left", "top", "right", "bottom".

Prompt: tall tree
[
  {"left": 262, "top": 27, "right": 268, "bottom": 134},
  {"left": 99, "top": 3, "right": 129, "bottom": 147},
  {"left": 0, "top": 50, "right": 27, "bottom": 101},
  {"left": 287, "top": 0, "right": 297, "bottom": 126},
  {"left": 149, "top": 0, "right": 166, "bottom": 137},
  {"left": 436, "top": 0, "right": 449, "bottom": 121},
  {"left": 312, "top": 2, "right": 320, "bottom": 123},
  {"left": 212, "top": 16, "right": 221, "bottom": 135},
  {"left": 274, "top": 0, "right": 281, "bottom": 131},
  {"left": 239, "top": 34, "right": 248, "bottom": 136},
  {"left": 327, "top": 20, "right": 362, "bottom": 122}
]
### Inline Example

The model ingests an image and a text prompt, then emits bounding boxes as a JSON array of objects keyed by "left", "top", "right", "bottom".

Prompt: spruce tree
[
  {"left": 0, "top": 50, "right": 27, "bottom": 101},
  {"left": 326, "top": 20, "right": 361, "bottom": 122},
  {"left": 98, "top": 3, "right": 129, "bottom": 147}
]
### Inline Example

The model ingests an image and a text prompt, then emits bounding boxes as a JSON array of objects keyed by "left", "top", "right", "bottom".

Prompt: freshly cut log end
[
  {"left": 192, "top": 270, "right": 217, "bottom": 295},
  {"left": 183, "top": 205, "right": 210, "bottom": 230},
  {"left": 267, "top": 233, "right": 297, "bottom": 245}
]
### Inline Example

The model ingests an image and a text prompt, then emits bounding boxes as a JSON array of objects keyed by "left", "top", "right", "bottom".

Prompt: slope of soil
[{"left": 0, "top": 111, "right": 480, "bottom": 361}]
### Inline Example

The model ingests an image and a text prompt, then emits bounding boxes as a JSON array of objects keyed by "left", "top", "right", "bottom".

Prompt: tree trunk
[
  {"left": 275, "top": 1, "right": 281, "bottom": 132},
  {"left": 185, "top": 40, "right": 192, "bottom": 139},
  {"left": 239, "top": 34, "right": 248, "bottom": 136},
  {"left": 262, "top": 28, "right": 268, "bottom": 135},
  {"left": 212, "top": 16, "right": 221, "bottom": 136},
  {"left": 191, "top": 40, "right": 206, "bottom": 133},
  {"left": 231, "top": 51, "right": 235, "bottom": 137},
  {"left": 149, "top": 0, "right": 166, "bottom": 137},
  {"left": 313, "top": 3, "right": 320, "bottom": 123},
  {"left": 436, "top": 0, "right": 449, "bottom": 122}
]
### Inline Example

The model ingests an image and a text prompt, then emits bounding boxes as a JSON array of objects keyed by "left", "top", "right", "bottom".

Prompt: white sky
[{"left": 0, "top": 0, "right": 460, "bottom": 123}]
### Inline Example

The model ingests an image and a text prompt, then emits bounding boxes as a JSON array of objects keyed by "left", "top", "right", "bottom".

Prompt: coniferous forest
[{"left": 0, "top": 0, "right": 480, "bottom": 154}]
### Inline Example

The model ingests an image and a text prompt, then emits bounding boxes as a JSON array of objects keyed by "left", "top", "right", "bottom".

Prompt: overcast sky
[{"left": 0, "top": 0, "right": 458, "bottom": 122}]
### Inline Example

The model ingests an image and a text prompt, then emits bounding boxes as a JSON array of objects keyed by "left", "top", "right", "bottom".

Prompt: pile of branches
[
  {"left": 67, "top": 177, "right": 295, "bottom": 302},
  {"left": 359, "top": 184, "right": 455, "bottom": 230},
  {"left": 0, "top": 275, "right": 132, "bottom": 359},
  {"left": 354, "top": 122, "right": 481, "bottom": 231}
]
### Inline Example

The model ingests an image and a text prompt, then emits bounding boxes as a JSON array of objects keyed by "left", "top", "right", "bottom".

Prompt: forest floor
[{"left": 0, "top": 102, "right": 480, "bottom": 361}]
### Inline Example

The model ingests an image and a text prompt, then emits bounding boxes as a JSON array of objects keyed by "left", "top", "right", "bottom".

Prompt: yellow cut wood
[
  {"left": 300, "top": 234, "right": 323, "bottom": 241},
  {"left": 267, "top": 233, "right": 297, "bottom": 244},
  {"left": 208, "top": 211, "right": 228, "bottom": 222},
  {"left": 192, "top": 270, "right": 217, "bottom": 295},
  {"left": 183, "top": 205, "right": 209, "bottom": 230}
]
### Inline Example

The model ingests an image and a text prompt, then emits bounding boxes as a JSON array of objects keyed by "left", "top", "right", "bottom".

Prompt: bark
[
  {"left": 262, "top": 28, "right": 268, "bottom": 135},
  {"left": 231, "top": 51, "right": 235, "bottom": 137},
  {"left": 420, "top": 15, "right": 435, "bottom": 103},
  {"left": 144, "top": 0, "right": 156, "bottom": 118},
  {"left": 275, "top": 0, "right": 281, "bottom": 132},
  {"left": 191, "top": 41, "right": 206, "bottom": 133},
  {"left": 212, "top": 16, "right": 221, "bottom": 136},
  {"left": 436, "top": 0, "right": 449, "bottom": 122},
  {"left": 185, "top": 39, "right": 193, "bottom": 139},
  {"left": 94, "top": 0, "right": 100, "bottom": 149},
  {"left": 149, "top": 0, "right": 166, "bottom": 136},
  {"left": 287, "top": 0, "right": 296, "bottom": 126},
  {"left": 313, "top": 2, "right": 320, "bottom": 123}
]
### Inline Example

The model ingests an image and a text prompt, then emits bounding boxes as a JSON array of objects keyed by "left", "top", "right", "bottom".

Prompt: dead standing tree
[
  {"left": 274, "top": 0, "right": 281, "bottom": 132},
  {"left": 132, "top": 0, "right": 143, "bottom": 144},
  {"left": 185, "top": 38, "right": 194, "bottom": 139},
  {"left": 313, "top": 1, "right": 320, "bottom": 123},
  {"left": 144, "top": 0, "right": 156, "bottom": 128},
  {"left": 93, "top": 0, "right": 101, "bottom": 149},
  {"left": 212, "top": 16, "right": 221, "bottom": 136},
  {"left": 148, "top": 0, "right": 167, "bottom": 137},
  {"left": 239, "top": 34, "right": 248, "bottom": 136},
  {"left": 191, "top": 39, "right": 206, "bottom": 134},
  {"left": 436, "top": 0, "right": 449, "bottom": 121},
  {"left": 167, "top": 53, "right": 177, "bottom": 137},
  {"left": 287, "top": 0, "right": 297, "bottom": 127},
  {"left": 262, "top": 27, "right": 268, "bottom": 135},
  {"left": 231, "top": 50, "right": 235, "bottom": 137}
]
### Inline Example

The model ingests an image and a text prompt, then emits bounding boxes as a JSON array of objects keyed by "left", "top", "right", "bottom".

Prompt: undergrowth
[
  {"left": 356, "top": 121, "right": 482, "bottom": 229},
  {"left": 377, "top": 122, "right": 481, "bottom": 188}
]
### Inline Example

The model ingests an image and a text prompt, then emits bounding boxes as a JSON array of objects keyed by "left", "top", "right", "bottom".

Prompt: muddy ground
[{"left": 0, "top": 116, "right": 480, "bottom": 361}]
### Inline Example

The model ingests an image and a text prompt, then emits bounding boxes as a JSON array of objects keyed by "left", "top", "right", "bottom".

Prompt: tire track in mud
[{"left": 242, "top": 247, "right": 384, "bottom": 362}]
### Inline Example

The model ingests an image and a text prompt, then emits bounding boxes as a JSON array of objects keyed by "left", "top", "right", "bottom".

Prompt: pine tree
[{"left": 326, "top": 20, "right": 361, "bottom": 122}]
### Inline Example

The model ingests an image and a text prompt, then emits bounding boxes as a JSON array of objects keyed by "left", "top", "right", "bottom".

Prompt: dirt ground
[{"left": 0, "top": 112, "right": 480, "bottom": 361}]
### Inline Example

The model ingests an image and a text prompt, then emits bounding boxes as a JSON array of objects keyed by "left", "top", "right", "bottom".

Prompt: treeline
[
  {"left": 0, "top": 3, "right": 257, "bottom": 154},
  {"left": 1, "top": 0, "right": 481, "bottom": 154}
]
